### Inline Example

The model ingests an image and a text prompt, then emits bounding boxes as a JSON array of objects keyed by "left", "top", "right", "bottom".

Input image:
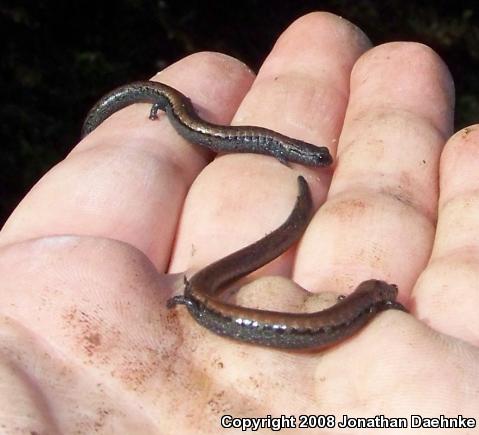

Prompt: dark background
[{"left": 2, "top": 0, "right": 479, "bottom": 225}]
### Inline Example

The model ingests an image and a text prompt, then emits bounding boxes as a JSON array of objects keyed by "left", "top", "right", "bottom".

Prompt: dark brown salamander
[
  {"left": 83, "top": 81, "right": 404, "bottom": 349},
  {"left": 167, "top": 176, "right": 407, "bottom": 349},
  {"left": 81, "top": 81, "right": 332, "bottom": 166}
]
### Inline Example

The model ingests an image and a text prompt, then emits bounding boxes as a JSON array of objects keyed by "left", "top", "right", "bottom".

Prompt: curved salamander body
[
  {"left": 82, "top": 81, "right": 332, "bottom": 167},
  {"left": 167, "top": 177, "right": 406, "bottom": 350},
  {"left": 84, "top": 81, "right": 404, "bottom": 350}
]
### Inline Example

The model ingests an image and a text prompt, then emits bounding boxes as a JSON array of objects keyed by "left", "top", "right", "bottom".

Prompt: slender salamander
[
  {"left": 167, "top": 176, "right": 407, "bottom": 350},
  {"left": 83, "top": 81, "right": 404, "bottom": 349},
  {"left": 82, "top": 81, "right": 333, "bottom": 167}
]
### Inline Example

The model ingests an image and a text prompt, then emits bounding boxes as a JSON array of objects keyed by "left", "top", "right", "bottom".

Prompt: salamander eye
[
  {"left": 315, "top": 151, "right": 333, "bottom": 165},
  {"left": 381, "top": 283, "right": 399, "bottom": 300}
]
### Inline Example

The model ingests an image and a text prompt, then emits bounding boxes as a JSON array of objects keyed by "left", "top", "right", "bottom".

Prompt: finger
[
  {"left": 169, "top": 12, "right": 371, "bottom": 278},
  {"left": 413, "top": 126, "right": 479, "bottom": 345},
  {"left": 295, "top": 42, "right": 454, "bottom": 297},
  {"left": 0, "top": 53, "right": 254, "bottom": 270}
]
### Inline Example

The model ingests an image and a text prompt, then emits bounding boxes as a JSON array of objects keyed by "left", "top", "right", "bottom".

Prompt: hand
[{"left": 1, "top": 11, "right": 478, "bottom": 434}]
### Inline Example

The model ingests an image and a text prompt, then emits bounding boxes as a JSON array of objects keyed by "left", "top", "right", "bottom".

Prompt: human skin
[{"left": 1, "top": 11, "right": 479, "bottom": 435}]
